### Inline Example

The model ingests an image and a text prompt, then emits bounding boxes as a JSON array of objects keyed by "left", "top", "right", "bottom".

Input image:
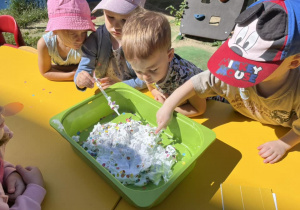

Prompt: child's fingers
[
  {"left": 10, "top": 179, "right": 25, "bottom": 198},
  {"left": 263, "top": 152, "right": 276, "bottom": 162},
  {"left": 157, "top": 93, "right": 166, "bottom": 100},
  {"left": 258, "top": 145, "right": 269, "bottom": 155},
  {"left": 17, "top": 165, "right": 33, "bottom": 171},
  {"left": 263, "top": 153, "right": 279, "bottom": 164},
  {"left": 154, "top": 96, "right": 163, "bottom": 103},
  {"left": 6, "top": 180, "right": 16, "bottom": 194},
  {"left": 15, "top": 165, "right": 23, "bottom": 171},
  {"left": 99, "top": 78, "right": 113, "bottom": 87},
  {"left": 86, "top": 77, "right": 95, "bottom": 88},
  {"left": 99, "top": 77, "right": 110, "bottom": 83},
  {"left": 16, "top": 165, "right": 29, "bottom": 176},
  {"left": 155, "top": 123, "right": 165, "bottom": 134},
  {"left": 77, "top": 72, "right": 94, "bottom": 88},
  {"left": 99, "top": 78, "right": 116, "bottom": 88},
  {"left": 161, "top": 93, "right": 168, "bottom": 99},
  {"left": 16, "top": 165, "right": 24, "bottom": 172},
  {"left": 155, "top": 128, "right": 161, "bottom": 134},
  {"left": 259, "top": 149, "right": 273, "bottom": 158},
  {"left": 24, "top": 166, "right": 34, "bottom": 171},
  {"left": 87, "top": 73, "right": 95, "bottom": 83},
  {"left": 100, "top": 77, "right": 118, "bottom": 85},
  {"left": 268, "top": 155, "right": 282, "bottom": 164},
  {"left": 99, "top": 81, "right": 111, "bottom": 89},
  {"left": 101, "top": 84, "right": 111, "bottom": 90},
  {"left": 257, "top": 144, "right": 264, "bottom": 150}
]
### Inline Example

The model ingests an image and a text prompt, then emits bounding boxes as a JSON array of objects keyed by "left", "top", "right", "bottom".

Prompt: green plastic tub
[{"left": 50, "top": 83, "right": 216, "bottom": 208}]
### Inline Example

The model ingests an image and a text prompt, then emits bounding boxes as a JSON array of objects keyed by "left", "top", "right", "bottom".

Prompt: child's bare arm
[
  {"left": 156, "top": 80, "right": 196, "bottom": 133},
  {"left": 174, "top": 94, "right": 206, "bottom": 117},
  {"left": 257, "top": 129, "right": 300, "bottom": 164},
  {"left": 37, "top": 37, "right": 76, "bottom": 81}
]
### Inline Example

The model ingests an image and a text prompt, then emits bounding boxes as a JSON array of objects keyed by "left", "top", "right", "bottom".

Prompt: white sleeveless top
[{"left": 43, "top": 31, "right": 82, "bottom": 65}]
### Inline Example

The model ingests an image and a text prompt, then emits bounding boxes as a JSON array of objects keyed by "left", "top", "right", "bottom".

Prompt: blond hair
[{"left": 122, "top": 10, "right": 171, "bottom": 61}]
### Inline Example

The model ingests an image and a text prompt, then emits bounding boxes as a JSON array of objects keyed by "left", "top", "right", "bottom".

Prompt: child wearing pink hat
[
  {"left": 74, "top": 0, "right": 146, "bottom": 91},
  {"left": 0, "top": 106, "right": 45, "bottom": 209},
  {"left": 37, "top": 0, "right": 95, "bottom": 81}
]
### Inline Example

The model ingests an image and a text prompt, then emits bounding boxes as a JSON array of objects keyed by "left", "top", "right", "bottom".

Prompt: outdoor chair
[{"left": 0, "top": 15, "right": 25, "bottom": 48}]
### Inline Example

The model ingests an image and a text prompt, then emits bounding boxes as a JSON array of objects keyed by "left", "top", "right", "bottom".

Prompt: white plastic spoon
[{"left": 93, "top": 73, "right": 120, "bottom": 116}]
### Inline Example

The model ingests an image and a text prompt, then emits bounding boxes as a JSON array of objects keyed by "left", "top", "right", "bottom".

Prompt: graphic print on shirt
[
  {"left": 270, "top": 110, "right": 296, "bottom": 124},
  {"left": 230, "top": 94, "right": 296, "bottom": 124}
]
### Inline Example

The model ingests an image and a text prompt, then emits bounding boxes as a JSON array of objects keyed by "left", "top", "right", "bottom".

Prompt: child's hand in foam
[{"left": 155, "top": 104, "right": 173, "bottom": 134}]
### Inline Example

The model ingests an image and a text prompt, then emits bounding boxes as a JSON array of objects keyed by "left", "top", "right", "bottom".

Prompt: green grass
[
  {"left": 175, "top": 46, "right": 212, "bottom": 70},
  {"left": 2, "top": 30, "right": 43, "bottom": 48},
  {"left": 0, "top": 0, "right": 48, "bottom": 47}
]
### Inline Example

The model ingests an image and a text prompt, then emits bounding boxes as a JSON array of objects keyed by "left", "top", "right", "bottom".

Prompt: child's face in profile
[
  {"left": 104, "top": 10, "right": 131, "bottom": 42},
  {"left": 130, "top": 49, "right": 174, "bottom": 84},
  {"left": 54, "top": 30, "right": 88, "bottom": 50}
]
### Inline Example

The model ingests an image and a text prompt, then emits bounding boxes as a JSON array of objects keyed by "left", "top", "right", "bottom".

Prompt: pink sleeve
[
  {"left": 10, "top": 184, "right": 46, "bottom": 210},
  {"left": 3, "top": 161, "right": 16, "bottom": 186}
]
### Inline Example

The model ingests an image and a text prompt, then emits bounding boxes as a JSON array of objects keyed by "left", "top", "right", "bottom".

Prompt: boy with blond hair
[
  {"left": 156, "top": 0, "right": 300, "bottom": 164},
  {"left": 122, "top": 10, "right": 206, "bottom": 117}
]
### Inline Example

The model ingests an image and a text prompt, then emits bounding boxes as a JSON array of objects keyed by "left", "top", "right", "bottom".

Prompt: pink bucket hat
[
  {"left": 92, "top": 0, "right": 146, "bottom": 15},
  {"left": 46, "top": 0, "right": 95, "bottom": 32}
]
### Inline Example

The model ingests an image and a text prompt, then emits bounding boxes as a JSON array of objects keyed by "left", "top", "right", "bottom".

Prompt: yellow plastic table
[
  {"left": 0, "top": 46, "right": 120, "bottom": 210},
  {"left": 1, "top": 46, "right": 300, "bottom": 209}
]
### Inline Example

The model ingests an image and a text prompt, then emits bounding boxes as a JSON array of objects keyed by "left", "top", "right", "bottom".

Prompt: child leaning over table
[
  {"left": 37, "top": 0, "right": 96, "bottom": 81},
  {"left": 122, "top": 10, "right": 206, "bottom": 117},
  {"left": 74, "top": 0, "right": 146, "bottom": 91},
  {"left": 155, "top": 0, "right": 300, "bottom": 164},
  {"left": 0, "top": 106, "right": 45, "bottom": 209}
]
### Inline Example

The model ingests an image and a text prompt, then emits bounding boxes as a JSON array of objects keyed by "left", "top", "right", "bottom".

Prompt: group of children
[
  {"left": 3, "top": 0, "right": 300, "bottom": 208},
  {"left": 155, "top": 0, "right": 300, "bottom": 164},
  {"left": 37, "top": 0, "right": 300, "bottom": 164}
]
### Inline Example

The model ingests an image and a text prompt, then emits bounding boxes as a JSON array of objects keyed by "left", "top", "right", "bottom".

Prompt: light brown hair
[{"left": 122, "top": 10, "right": 171, "bottom": 61}]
